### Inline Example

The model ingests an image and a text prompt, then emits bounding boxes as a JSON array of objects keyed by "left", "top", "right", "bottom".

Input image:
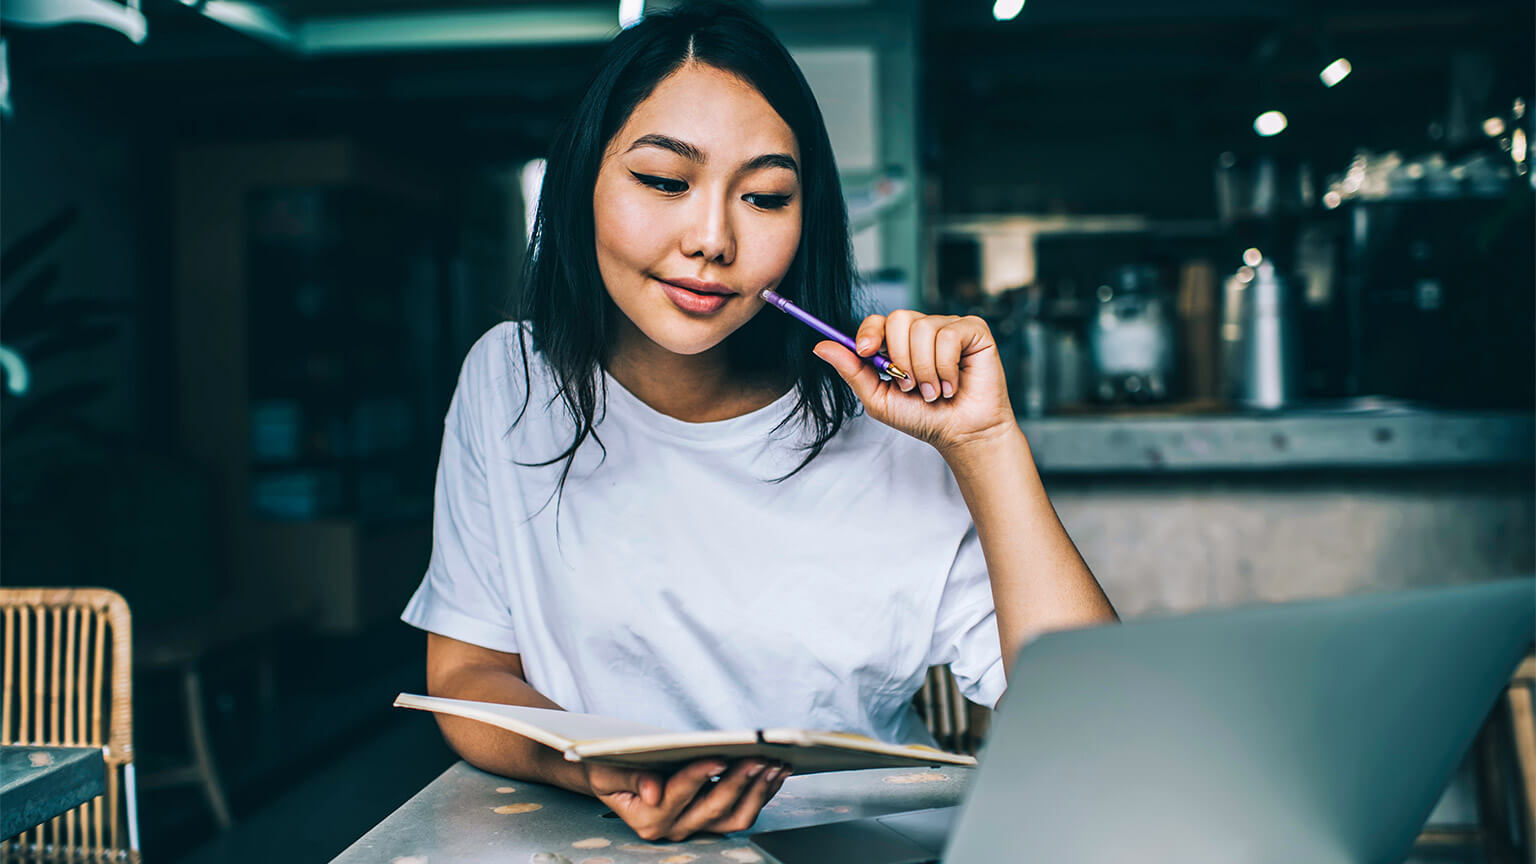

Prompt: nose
[{"left": 679, "top": 190, "right": 735, "bottom": 266}]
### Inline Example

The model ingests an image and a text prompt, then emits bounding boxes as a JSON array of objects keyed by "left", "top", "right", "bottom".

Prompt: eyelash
[
  {"left": 630, "top": 172, "right": 792, "bottom": 211},
  {"left": 632, "top": 172, "right": 687, "bottom": 195}
]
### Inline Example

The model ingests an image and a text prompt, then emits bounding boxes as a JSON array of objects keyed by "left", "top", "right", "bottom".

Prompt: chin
[
  {"left": 646, "top": 330, "right": 729, "bottom": 356},
  {"left": 638, "top": 316, "right": 742, "bottom": 356}
]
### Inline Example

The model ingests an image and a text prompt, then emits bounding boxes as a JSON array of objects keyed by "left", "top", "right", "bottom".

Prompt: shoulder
[
  {"left": 457, "top": 321, "right": 547, "bottom": 404},
  {"left": 448, "top": 321, "right": 558, "bottom": 442}
]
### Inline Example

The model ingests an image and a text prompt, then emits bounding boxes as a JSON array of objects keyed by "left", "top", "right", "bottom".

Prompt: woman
[{"left": 402, "top": 2, "right": 1116, "bottom": 843}]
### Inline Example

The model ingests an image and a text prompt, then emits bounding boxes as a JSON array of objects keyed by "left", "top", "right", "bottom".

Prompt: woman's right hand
[{"left": 583, "top": 757, "right": 791, "bottom": 841}]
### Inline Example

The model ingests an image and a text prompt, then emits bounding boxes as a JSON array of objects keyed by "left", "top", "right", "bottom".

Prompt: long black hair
[{"left": 509, "top": 1, "right": 863, "bottom": 506}]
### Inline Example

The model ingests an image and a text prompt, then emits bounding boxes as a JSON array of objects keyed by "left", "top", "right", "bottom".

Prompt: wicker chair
[
  {"left": 913, "top": 665, "right": 990, "bottom": 756},
  {"left": 1413, "top": 648, "right": 1536, "bottom": 860},
  {"left": 0, "top": 588, "right": 139, "bottom": 863}
]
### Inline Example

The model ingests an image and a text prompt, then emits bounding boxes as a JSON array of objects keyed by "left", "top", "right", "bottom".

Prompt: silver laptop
[{"left": 750, "top": 578, "right": 1535, "bottom": 864}]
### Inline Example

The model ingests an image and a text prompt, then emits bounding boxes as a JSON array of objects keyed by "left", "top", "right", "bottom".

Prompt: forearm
[
  {"left": 428, "top": 662, "right": 592, "bottom": 796},
  {"left": 942, "top": 425, "right": 1118, "bottom": 678}
]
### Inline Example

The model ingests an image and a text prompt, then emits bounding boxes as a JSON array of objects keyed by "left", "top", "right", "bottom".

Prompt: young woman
[{"left": 402, "top": 2, "right": 1116, "bottom": 843}]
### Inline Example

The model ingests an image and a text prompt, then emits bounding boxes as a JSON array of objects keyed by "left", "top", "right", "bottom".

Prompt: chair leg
[
  {"left": 181, "top": 664, "right": 234, "bottom": 830},
  {"left": 1474, "top": 709, "right": 1516, "bottom": 863},
  {"left": 125, "top": 762, "right": 141, "bottom": 853},
  {"left": 1507, "top": 684, "right": 1536, "bottom": 861}
]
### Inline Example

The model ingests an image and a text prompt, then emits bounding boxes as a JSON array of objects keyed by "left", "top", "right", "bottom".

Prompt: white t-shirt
[{"left": 402, "top": 322, "right": 1005, "bottom": 745}]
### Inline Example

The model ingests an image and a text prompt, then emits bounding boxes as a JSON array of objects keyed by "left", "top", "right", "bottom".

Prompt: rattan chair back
[{"left": 0, "top": 588, "right": 138, "bottom": 862}]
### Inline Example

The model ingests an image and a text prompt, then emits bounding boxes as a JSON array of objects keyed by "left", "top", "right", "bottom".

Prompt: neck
[{"left": 605, "top": 320, "right": 788, "bottom": 423}]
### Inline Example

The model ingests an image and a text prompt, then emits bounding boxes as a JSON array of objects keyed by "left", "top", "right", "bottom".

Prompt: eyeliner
[{"left": 758, "top": 288, "right": 909, "bottom": 381}]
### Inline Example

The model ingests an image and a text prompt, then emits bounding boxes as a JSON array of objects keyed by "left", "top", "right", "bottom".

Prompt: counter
[{"left": 1019, "top": 406, "right": 1534, "bottom": 473}]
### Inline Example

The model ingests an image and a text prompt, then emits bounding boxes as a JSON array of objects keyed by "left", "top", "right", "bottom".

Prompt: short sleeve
[
  {"left": 927, "top": 525, "right": 1006, "bottom": 709},
  {"left": 401, "top": 356, "right": 521, "bottom": 653}
]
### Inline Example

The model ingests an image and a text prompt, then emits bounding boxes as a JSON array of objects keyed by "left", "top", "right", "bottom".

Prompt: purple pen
[{"left": 759, "top": 288, "right": 909, "bottom": 381}]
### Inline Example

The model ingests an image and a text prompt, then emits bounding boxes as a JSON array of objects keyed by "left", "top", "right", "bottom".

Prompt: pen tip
[{"left": 887, "top": 365, "right": 909, "bottom": 381}]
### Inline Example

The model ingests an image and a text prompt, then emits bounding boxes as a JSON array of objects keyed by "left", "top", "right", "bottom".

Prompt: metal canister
[{"left": 1222, "top": 261, "right": 1295, "bottom": 409}]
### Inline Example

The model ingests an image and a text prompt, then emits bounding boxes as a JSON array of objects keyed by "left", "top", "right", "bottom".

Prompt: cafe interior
[{"left": 0, "top": 0, "right": 1532, "bottom": 861}]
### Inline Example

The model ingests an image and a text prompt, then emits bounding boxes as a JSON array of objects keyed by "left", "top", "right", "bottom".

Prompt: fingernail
[
  {"left": 856, "top": 338, "right": 872, "bottom": 352},
  {"left": 710, "top": 763, "right": 728, "bottom": 778},
  {"left": 764, "top": 766, "right": 782, "bottom": 782},
  {"left": 920, "top": 383, "right": 937, "bottom": 402},
  {"left": 941, "top": 381, "right": 955, "bottom": 398},
  {"left": 748, "top": 763, "right": 766, "bottom": 779},
  {"left": 900, "top": 378, "right": 915, "bottom": 392}
]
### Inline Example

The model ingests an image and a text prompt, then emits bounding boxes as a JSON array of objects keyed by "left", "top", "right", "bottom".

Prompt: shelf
[{"left": 1018, "top": 406, "right": 1535, "bottom": 474}]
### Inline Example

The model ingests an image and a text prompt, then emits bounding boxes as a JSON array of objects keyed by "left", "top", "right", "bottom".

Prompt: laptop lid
[{"left": 943, "top": 578, "right": 1535, "bottom": 864}]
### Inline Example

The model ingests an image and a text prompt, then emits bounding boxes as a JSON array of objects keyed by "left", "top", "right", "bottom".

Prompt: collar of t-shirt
[{"left": 599, "top": 368, "right": 803, "bottom": 448}]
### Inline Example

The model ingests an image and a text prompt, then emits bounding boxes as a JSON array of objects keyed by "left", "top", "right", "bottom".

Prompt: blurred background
[{"left": 0, "top": 0, "right": 1530, "bottom": 860}]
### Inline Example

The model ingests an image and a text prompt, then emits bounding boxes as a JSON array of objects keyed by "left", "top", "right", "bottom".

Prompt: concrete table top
[
  {"left": 334, "top": 760, "right": 972, "bottom": 863},
  {"left": 0, "top": 745, "right": 105, "bottom": 840}
]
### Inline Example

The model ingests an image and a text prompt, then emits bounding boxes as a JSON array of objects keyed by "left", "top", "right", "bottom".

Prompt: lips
[
  {"left": 657, "top": 277, "right": 734, "bottom": 314},
  {"left": 664, "top": 277, "right": 732, "bottom": 295}
]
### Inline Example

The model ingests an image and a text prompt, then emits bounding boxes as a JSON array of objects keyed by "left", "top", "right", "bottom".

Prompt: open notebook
[{"left": 394, "top": 693, "right": 976, "bottom": 774}]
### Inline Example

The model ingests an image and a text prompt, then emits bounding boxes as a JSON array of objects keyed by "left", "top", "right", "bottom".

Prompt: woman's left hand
[{"left": 812, "top": 311, "right": 1020, "bottom": 457}]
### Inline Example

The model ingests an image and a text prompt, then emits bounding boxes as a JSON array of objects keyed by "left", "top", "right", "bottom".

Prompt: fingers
[
  {"left": 884, "top": 312, "right": 965, "bottom": 402},
  {"left": 934, "top": 320, "right": 966, "bottom": 400},
  {"left": 657, "top": 759, "right": 729, "bottom": 826},
  {"left": 667, "top": 759, "right": 778, "bottom": 840},
  {"left": 854, "top": 314, "right": 886, "bottom": 357},
  {"left": 881, "top": 310, "right": 920, "bottom": 393},
  {"left": 598, "top": 759, "right": 796, "bottom": 843},
  {"left": 586, "top": 762, "right": 665, "bottom": 807},
  {"left": 640, "top": 774, "right": 662, "bottom": 807},
  {"left": 906, "top": 315, "right": 946, "bottom": 402},
  {"left": 586, "top": 764, "right": 669, "bottom": 841},
  {"left": 812, "top": 341, "right": 887, "bottom": 407},
  {"left": 708, "top": 762, "right": 793, "bottom": 835},
  {"left": 815, "top": 311, "right": 977, "bottom": 407},
  {"left": 606, "top": 759, "right": 724, "bottom": 841}
]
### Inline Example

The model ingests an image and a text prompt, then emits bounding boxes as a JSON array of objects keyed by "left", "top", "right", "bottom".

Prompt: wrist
[
  {"left": 520, "top": 743, "right": 590, "bottom": 796},
  {"left": 939, "top": 422, "right": 1031, "bottom": 475},
  {"left": 548, "top": 751, "right": 595, "bottom": 797}
]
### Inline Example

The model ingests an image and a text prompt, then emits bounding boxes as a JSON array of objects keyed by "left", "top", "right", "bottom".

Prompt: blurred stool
[{"left": 135, "top": 595, "right": 311, "bottom": 831}]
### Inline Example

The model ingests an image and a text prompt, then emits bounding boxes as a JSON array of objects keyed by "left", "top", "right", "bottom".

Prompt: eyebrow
[{"left": 626, "top": 134, "right": 799, "bottom": 177}]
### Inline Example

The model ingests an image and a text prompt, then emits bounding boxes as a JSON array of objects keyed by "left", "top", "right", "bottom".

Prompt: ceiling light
[
  {"left": 993, "top": 0, "right": 1025, "bottom": 22},
  {"left": 619, "top": 0, "right": 643, "bottom": 29},
  {"left": 1254, "top": 110, "right": 1288, "bottom": 136},
  {"left": 1319, "top": 58, "right": 1351, "bottom": 88}
]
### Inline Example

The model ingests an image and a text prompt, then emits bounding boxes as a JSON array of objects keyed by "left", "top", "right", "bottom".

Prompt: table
[
  {"left": 0, "top": 745, "right": 106, "bottom": 839},
  {"left": 333, "top": 761, "right": 972, "bottom": 863}
]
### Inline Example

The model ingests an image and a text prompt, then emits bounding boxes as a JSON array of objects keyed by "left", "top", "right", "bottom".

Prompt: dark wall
[{"left": 923, "top": 2, "right": 1534, "bottom": 217}]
